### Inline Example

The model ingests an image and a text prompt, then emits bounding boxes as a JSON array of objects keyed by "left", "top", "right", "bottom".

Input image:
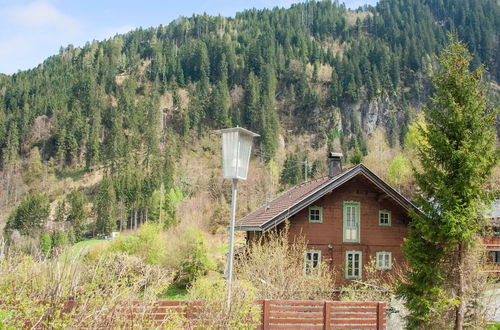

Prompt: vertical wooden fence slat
[
  {"left": 376, "top": 302, "right": 385, "bottom": 329},
  {"left": 324, "top": 301, "right": 331, "bottom": 330},
  {"left": 262, "top": 300, "right": 270, "bottom": 330}
]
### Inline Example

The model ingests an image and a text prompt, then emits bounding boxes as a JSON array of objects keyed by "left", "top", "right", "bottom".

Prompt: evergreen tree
[
  {"left": 5, "top": 192, "right": 49, "bottom": 236},
  {"left": 24, "top": 147, "right": 44, "bottom": 187},
  {"left": 67, "top": 190, "right": 88, "bottom": 241},
  {"left": 259, "top": 64, "right": 279, "bottom": 158},
  {"left": 85, "top": 110, "right": 101, "bottom": 171},
  {"left": 210, "top": 80, "right": 230, "bottom": 128},
  {"left": 397, "top": 38, "right": 499, "bottom": 329},
  {"left": 243, "top": 72, "right": 260, "bottom": 131},
  {"left": 95, "top": 176, "right": 117, "bottom": 236}
]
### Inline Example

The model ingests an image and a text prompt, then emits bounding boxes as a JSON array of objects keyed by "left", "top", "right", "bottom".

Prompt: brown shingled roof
[
  {"left": 236, "top": 166, "right": 357, "bottom": 230},
  {"left": 235, "top": 164, "right": 417, "bottom": 231}
]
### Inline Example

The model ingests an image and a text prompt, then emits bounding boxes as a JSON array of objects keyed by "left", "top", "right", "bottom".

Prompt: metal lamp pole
[
  {"left": 226, "top": 178, "right": 238, "bottom": 309},
  {"left": 220, "top": 127, "right": 258, "bottom": 310}
]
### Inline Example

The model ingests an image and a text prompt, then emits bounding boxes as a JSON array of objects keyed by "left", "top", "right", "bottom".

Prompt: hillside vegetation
[{"left": 0, "top": 0, "right": 499, "bottom": 246}]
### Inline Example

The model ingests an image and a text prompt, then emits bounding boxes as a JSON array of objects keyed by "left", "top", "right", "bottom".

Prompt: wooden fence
[
  {"left": 4, "top": 299, "right": 386, "bottom": 329},
  {"left": 260, "top": 300, "right": 386, "bottom": 329},
  {"left": 128, "top": 300, "right": 386, "bottom": 329}
]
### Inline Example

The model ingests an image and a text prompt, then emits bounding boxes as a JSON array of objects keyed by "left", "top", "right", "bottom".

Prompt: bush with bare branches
[
  {"left": 0, "top": 251, "right": 176, "bottom": 328},
  {"left": 235, "top": 224, "right": 336, "bottom": 300},
  {"left": 187, "top": 277, "right": 260, "bottom": 329}
]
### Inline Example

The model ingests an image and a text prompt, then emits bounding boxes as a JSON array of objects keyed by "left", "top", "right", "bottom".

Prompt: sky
[{"left": 0, "top": 0, "right": 378, "bottom": 75}]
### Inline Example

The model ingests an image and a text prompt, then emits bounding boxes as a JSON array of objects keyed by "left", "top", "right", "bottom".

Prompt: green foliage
[
  {"left": 0, "top": 0, "right": 497, "bottom": 175},
  {"left": 389, "top": 155, "right": 412, "bottom": 189},
  {"left": 177, "top": 227, "right": 214, "bottom": 287},
  {"left": 280, "top": 153, "right": 305, "bottom": 187},
  {"left": 164, "top": 187, "right": 183, "bottom": 227},
  {"left": 39, "top": 233, "right": 52, "bottom": 255},
  {"left": 51, "top": 231, "right": 69, "bottom": 250},
  {"left": 0, "top": 252, "right": 171, "bottom": 328},
  {"left": 94, "top": 176, "right": 117, "bottom": 236},
  {"left": 6, "top": 192, "right": 49, "bottom": 236},
  {"left": 108, "top": 222, "right": 166, "bottom": 265},
  {"left": 66, "top": 190, "right": 88, "bottom": 241},
  {"left": 398, "top": 37, "right": 499, "bottom": 328},
  {"left": 188, "top": 277, "right": 260, "bottom": 329},
  {"left": 23, "top": 147, "right": 44, "bottom": 187}
]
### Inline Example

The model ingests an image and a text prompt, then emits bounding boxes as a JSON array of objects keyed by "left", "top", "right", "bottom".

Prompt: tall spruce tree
[
  {"left": 397, "top": 38, "right": 498, "bottom": 329},
  {"left": 67, "top": 190, "right": 88, "bottom": 241},
  {"left": 95, "top": 176, "right": 117, "bottom": 236}
]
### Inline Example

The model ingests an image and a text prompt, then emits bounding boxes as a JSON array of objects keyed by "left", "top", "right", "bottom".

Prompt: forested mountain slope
[{"left": 0, "top": 0, "right": 498, "bottom": 233}]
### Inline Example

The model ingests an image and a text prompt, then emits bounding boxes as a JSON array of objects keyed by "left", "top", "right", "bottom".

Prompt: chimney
[{"left": 328, "top": 152, "right": 343, "bottom": 178}]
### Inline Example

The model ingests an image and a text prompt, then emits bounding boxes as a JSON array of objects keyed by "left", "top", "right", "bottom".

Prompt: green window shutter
[{"left": 343, "top": 201, "right": 360, "bottom": 242}]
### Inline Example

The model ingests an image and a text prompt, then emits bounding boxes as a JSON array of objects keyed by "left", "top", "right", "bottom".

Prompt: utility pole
[
  {"left": 159, "top": 183, "right": 164, "bottom": 224},
  {"left": 304, "top": 159, "right": 308, "bottom": 182}
]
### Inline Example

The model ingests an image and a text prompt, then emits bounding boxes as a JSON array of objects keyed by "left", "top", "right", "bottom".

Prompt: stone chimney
[{"left": 328, "top": 152, "right": 343, "bottom": 178}]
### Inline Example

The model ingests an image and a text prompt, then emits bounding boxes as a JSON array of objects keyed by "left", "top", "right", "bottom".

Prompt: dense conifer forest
[{"left": 0, "top": 0, "right": 498, "bottom": 237}]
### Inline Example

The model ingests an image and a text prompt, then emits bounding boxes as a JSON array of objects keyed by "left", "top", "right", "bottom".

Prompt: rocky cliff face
[{"left": 343, "top": 94, "right": 407, "bottom": 136}]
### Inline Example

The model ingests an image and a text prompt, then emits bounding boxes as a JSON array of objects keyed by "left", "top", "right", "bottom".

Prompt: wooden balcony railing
[{"left": 484, "top": 236, "right": 500, "bottom": 250}]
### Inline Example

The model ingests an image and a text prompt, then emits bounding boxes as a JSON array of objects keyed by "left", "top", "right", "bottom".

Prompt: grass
[
  {"left": 61, "top": 239, "right": 107, "bottom": 260},
  {"left": 164, "top": 285, "right": 188, "bottom": 301},
  {"left": 487, "top": 323, "right": 500, "bottom": 330},
  {"left": 57, "top": 167, "right": 86, "bottom": 181}
]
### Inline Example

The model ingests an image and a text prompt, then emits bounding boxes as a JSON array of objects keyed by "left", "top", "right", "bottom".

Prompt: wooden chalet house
[
  {"left": 236, "top": 153, "right": 416, "bottom": 282},
  {"left": 484, "top": 200, "right": 500, "bottom": 275}
]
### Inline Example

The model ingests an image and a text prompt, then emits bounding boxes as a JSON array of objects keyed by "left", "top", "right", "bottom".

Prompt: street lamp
[{"left": 221, "top": 126, "right": 259, "bottom": 309}]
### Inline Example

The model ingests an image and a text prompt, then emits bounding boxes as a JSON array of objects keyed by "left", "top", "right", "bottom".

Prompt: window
[
  {"left": 343, "top": 201, "right": 360, "bottom": 242},
  {"left": 489, "top": 251, "right": 500, "bottom": 264},
  {"left": 345, "top": 251, "right": 362, "bottom": 279},
  {"left": 376, "top": 252, "right": 392, "bottom": 270},
  {"left": 304, "top": 250, "right": 321, "bottom": 275},
  {"left": 379, "top": 210, "right": 391, "bottom": 226},
  {"left": 308, "top": 206, "right": 323, "bottom": 223}
]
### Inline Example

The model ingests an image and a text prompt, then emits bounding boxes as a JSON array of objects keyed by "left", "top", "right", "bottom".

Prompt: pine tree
[
  {"left": 211, "top": 80, "right": 230, "bottom": 128},
  {"left": 397, "top": 38, "right": 499, "bottom": 329},
  {"left": 259, "top": 64, "right": 279, "bottom": 158},
  {"left": 243, "top": 72, "right": 260, "bottom": 131},
  {"left": 5, "top": 192, "right": 49, "bottom": 236},
  {"left": 85, "top": 110, "right": 101, "bottom": 171},
  {"left": 67, "top": 190, "right": 88, "bottom": 241},
  {"left": 95, "top": 176, "right": 117, "bottom": 236}
]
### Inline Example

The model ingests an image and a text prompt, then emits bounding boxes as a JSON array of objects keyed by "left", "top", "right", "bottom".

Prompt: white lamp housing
[{"left": 221, "top": 127, "right": 259, "bottom": 180}]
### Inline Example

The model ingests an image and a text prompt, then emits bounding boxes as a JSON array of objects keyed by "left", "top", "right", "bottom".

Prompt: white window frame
[
  {"left": 376, "top": 251, "right": 392, "bottom": 270},
  {"left": 304, "top": 250, "right": 322, "bottom": 275},
  {"left": 345, "top": 250, "right": 362, "bottom": 279},
  {"left": 379, "top": 210, "right": 391, "bottom": 226},
  {"left": 343, "top": 201, "right": 360, "bottom": 242},
  {"left": 308, "top": 206, "right": 323, "bottom": 223}
]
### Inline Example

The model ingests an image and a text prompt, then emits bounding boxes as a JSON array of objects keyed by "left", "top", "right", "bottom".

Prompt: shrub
[
  {"left": 164, "top": 226, "right": 215, "bottom": 288},
  {"left": 39, "top": 233, "right": 52, "bottom": 256},
  {"left": 0, "top": 251, "right": 173, "bottom": 328},
  {"left": 236, "top": 224, "right": 336, "bottom": 300},
  {"left": 5, "top": 192, "right": 49, "bottom": 236},
  {"left": 51, "top": 231, "right": 69, "bottom": 250},
  {"left": 108, "top": 222, "right": 167, "bottom": 265},
  {"left": 188, "top": 277, "right": 260, "bottom": 329}
]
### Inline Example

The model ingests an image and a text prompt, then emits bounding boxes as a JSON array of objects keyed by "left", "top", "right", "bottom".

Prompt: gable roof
[{"left": 235, "top": 164, "right": 417, "bottom": 231}]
